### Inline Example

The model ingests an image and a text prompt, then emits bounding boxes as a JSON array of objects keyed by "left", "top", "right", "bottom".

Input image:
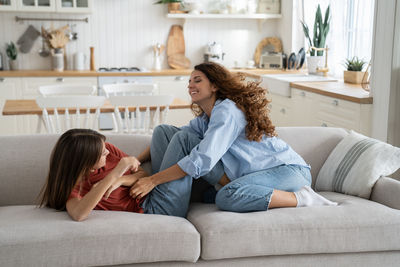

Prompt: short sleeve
[
  {"left": 106, "top": 142, "right": 129, "bottom": 158},
  {"left": 68, "top": 183, "right": 82, "bottom": 201}
]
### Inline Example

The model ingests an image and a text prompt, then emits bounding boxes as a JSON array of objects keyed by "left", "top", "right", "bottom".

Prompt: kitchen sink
[{"left": 261, "top": 74, "right": 337, "bottom": 97}]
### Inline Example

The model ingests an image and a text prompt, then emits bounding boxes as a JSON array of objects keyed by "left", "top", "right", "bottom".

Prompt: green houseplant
[
  {"left": 343, "top": 57, "right": 367, "bottom": 84},
  {"left": 5, "top": 42, "right": 18, "bottom": 70},
  {"left": 301, "top": 4, "right": 331, "bottom": 56},
  {"left": 154, "top": 0, "right": 182, "bottom": 13}
]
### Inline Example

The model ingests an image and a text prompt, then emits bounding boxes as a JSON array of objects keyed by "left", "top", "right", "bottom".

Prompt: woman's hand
[
  {"left": 110, "top": 156, "right": 141, "bottom": 178},
  {"left": 129, "top": 176, "right": 156, "bottom": 199}
]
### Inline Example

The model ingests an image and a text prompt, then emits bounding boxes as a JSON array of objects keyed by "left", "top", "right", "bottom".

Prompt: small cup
[{"left": 247, "top": 60, "right": 255, "bottom": 68}]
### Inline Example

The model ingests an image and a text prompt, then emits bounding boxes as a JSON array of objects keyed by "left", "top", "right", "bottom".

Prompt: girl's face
[
  {"left": 188, "top": 70, "right": 217, "bottom": 106},
  {"left": 92, "top": 141, "right": 109, "bottom": 170}
]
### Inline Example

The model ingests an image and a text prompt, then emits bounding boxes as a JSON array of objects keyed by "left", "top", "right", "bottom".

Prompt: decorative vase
[
  {"left": 307, "top": 56, "right": 324, "bottom": 74},
  {"left": 343, "top": 71, "right": 366, "bottom": 84},
  {"left": 168, "top": 2, "right": 181, "bottom": 13},
  {"left": 52, "top": 49, "right": 64, "bottom": 72},
  {"left": 9, "top": 59, "right": 19, "bottom": 70}
]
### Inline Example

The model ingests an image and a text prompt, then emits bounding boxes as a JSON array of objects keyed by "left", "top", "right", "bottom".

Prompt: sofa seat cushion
[
  {"left": 0, "top": 206, "right": 200, "bottom": 267},
  {"left": 187, "top": 192, "right": 400, "bottom": 260}
]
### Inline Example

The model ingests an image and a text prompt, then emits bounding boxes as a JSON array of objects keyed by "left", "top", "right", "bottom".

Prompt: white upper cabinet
[
  {"left": 0, "top": 0, "right": 91, "bottom": 12},
  {"left": 56, "top": 0, "right": 92, "bottom": 13},
  {"left": 17, "top": 0, "right": 56, "bottom": 12},
  {"left": 0, "top": 0, "right": 17, "bottom": 11}
]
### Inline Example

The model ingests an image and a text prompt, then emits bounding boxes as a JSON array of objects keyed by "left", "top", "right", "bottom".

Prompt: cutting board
[
  {"left": 167, "top": 25, "right": 191, "bottom": 69},
  {"left": 167, "top": 25, "right": 185, "bottom": 57},
  {"left": 168, "top": 54, "right": 191, "bottom": 69}
]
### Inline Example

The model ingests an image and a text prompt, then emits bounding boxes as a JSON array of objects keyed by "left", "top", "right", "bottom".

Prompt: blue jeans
[
  {"left": 215, "top": 164, "right": 311, "bottom": 212},
  {"left": 142, "top": 124, "right": 224, "bottom": 218}
]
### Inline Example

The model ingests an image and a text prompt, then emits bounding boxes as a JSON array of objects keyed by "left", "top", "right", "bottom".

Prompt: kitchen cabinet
[
  {"left": 0, "top": 0, "right": 91, "bottom": 12},
  {"left": 56, "top": 0, "right": 92, "bottom": 13},
  {"left": 153, "top": 75, "right": 194, "bottom": 127},
  {"left": 0, "top": 77, "right": 22, "bottom": 135},
  {"left": 268, "top": 93, "right": 293, "bottom": 127},
  {"left": 0, "top": 0, "right": 17, "bottom": 11},
  {"left": 290, "top": 88, "right": 372, "bottom": 135},
  {"left": 17, "top": 0, "right": 56, "bottom": 12},
  {"left": 17, "top": 77, "right": 97, "bottom": 134}
]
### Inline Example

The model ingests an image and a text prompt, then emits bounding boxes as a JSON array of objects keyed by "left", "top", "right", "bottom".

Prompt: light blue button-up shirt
[{"left": 177, "top": 99, "right": 309, "bottom": 180}]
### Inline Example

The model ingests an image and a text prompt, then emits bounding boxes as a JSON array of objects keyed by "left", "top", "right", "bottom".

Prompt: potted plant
[
  {"left": 5, "top": 42, "right": 18, "bottom": 70},
  {"left": 154, "top": 0, "right": 182, "bottom": 13},
  {"left": 301, "top": 4, "right": 330, "bottom": 74},
  {"left": 343, "top": 56, "right": 367, "bottom": 84}
]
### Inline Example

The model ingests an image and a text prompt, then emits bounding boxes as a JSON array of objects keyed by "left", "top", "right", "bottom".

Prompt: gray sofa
[{"left": 1, "top": 127, "right": 400, "bottom": 267}]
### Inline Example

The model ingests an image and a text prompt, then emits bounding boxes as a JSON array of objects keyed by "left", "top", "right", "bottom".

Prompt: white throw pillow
[{"left": 316, "top": 131, "right": 400, "bottom": 199}]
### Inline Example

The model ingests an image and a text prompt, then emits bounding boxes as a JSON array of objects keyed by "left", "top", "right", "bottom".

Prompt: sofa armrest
[{"left": 370, "top": 176, "right": 400, "bottom": 210}]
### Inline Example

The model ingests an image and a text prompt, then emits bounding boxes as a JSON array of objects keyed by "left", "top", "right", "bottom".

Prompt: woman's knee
[
  {"left": 215, "top": 183, "right": 241, "bottom": 211},
  {"left": 170, "top": 130, "right": 200, "bottom": 154}
]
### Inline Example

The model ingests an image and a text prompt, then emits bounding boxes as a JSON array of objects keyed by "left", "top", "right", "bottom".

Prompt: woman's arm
[
  {"left": 66, "top": 157, "right": 138, "bottom": 222},
  {"left": 130, "top": 164, "right": 186, "bottom": 199}
]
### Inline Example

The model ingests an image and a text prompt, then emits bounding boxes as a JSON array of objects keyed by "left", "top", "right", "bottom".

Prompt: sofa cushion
[
  {"left": 276, "top": 127, "right": 348, "bottom": 188},
  {"left": 0, "top": 206, "right": 200, "bottom": 267},
  {"left": 187, "top": 192, "right": 400, "bottom": 260},
  {"left": 316, "top": 131, "right": 400, "bottom": 198}
]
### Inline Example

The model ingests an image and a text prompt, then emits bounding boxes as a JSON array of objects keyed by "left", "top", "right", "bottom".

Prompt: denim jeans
[
  {"left": 215, "top": 164, "right": 311, "bottom": 212},
  {"left": 142, "top": 124, "right": 224, "bottom": 218}
]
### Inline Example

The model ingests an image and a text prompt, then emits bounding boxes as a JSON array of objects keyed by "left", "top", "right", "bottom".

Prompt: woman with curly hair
[{"left": 130, "top": 62, "right": 336, "bottom": 217}]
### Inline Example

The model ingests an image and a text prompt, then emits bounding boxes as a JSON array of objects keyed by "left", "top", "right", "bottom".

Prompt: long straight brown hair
[{"left": 39, "top": 129, "right": 105, "bottom": 211}]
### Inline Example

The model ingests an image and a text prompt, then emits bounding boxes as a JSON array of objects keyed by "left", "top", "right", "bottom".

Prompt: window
[{"left": 302, "top": 0, "right": 375, "bottom": 77}]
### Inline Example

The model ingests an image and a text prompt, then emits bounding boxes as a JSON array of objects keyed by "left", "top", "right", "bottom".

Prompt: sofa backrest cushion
[
  {"left": 0, "top": 127, "right": 348, "bottom": 206},
  {"left": 276, "top": 127, "right": 348, "bottom": 188},
  {"left": 0, "top": 134, "right": 151, "bottom": 206}
]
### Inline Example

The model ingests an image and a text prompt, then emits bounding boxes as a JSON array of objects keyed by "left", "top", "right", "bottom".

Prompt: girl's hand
[
  {"left": 129, "top": 176, "right": 156, "bottom": 199},
  {"left": 110, "top": 157, "right": 141, "bottom": 178}
]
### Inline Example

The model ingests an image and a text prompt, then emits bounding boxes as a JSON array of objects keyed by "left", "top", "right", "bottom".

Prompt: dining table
[{"left": 2, "top": 98, "right": 191, "bottom": 133}]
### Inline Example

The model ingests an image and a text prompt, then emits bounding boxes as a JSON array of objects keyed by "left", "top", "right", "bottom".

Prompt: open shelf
[{"left": 167, "top": 13, "right": 282, "bottom": 20}]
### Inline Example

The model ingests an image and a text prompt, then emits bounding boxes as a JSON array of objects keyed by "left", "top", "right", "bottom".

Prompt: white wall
[
  {"left": 370, "top": 0, "right": 399, "bottom": 144},
  {"left": 0, "top": 0, "right": 292, "bottom": 71}
]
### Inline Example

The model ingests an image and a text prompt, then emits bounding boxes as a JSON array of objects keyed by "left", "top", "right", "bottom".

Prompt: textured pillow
[{"left": 316, "top": 131, "right": 400, "bottom": 199}]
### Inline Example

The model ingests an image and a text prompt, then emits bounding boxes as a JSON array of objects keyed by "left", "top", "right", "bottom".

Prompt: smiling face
[
  {"left": 188, "top": 70, "right": 218, "bottom": 109},
  {"left": 91, "top": 141, "right": 109, "bottom": 170}
]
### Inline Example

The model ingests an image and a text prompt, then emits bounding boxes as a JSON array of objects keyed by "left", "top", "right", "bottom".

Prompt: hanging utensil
[{"left": 38, "top": 37, "right": 50, "bottom": 57}]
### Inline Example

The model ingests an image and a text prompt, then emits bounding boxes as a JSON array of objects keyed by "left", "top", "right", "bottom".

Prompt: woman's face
[
  {"left": 188, "top": 70, "right": 217, "bottom": 105},
  {"left": 92, "top": 141, "right": 109, "bottom": 170}
]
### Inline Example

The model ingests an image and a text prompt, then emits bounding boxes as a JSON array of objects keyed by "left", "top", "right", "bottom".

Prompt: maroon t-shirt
[{"left": 69, "top": 142, "right": 144, "bottom": 213}]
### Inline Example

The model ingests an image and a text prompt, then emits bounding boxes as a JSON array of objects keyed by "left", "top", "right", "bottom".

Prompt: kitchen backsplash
[{"left": 0, "top": 0, "right": 295, "bottom": 70}]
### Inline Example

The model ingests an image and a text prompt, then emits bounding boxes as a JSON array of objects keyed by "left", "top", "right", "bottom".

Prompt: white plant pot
[
  {"left": 9, "top": 59, "right": 19, "bottom": 70},
  {"left": 307, "top": 56, "right": 324, "bottom": 74}
]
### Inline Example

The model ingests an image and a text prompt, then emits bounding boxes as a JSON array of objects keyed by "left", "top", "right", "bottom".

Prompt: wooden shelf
[{"left": 166, "top": 13, "right": 282, "bottom": 20}]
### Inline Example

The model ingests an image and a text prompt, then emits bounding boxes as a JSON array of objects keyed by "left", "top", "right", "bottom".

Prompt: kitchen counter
[
  {"left": 0, "top": 69, "right": 305, "bottom": 78},
  {"left": 290, "top": 81, "right": 373, "bottom": 104}
]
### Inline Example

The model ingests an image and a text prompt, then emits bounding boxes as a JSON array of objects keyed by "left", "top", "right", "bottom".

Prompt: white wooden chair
[
  {"left": 102, "top": 83, "right": 158, "bottom": 131},
  {"left": 109, "top": 95, "right": 174, "bottom": 134},
  {"left": 102, "top": 83, "right": 158, "bottom": 97},
  {"left": 36, "top": 95, "right": 106, "bottom": 134},
  {"left": 38, "top": 84, "right": 97, "bottom": 96}
]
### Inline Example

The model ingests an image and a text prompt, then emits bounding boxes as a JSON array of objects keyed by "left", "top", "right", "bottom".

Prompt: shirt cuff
[{"left": 177, "top": 156, "right": 201, "bottom": 179}]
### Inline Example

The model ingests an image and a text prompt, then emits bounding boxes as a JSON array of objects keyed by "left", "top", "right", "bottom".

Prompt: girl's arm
[
  {"left": 103, "top": 167, "right": 149, "bottom": 199},
  {"left": 66, "top": 157, "right": 138, "bottom": 222},
  {"left": 137, "top": 146, "right": 151, "bottom": 164}
]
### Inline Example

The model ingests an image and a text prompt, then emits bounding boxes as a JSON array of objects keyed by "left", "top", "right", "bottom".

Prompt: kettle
[{"left": 204, "top": 42, "right": 225, "bottom": 64}]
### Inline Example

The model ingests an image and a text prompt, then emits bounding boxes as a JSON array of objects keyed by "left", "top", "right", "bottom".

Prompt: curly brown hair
[{"left": 192, "top": 62, "right": 276, "bottom": 142}]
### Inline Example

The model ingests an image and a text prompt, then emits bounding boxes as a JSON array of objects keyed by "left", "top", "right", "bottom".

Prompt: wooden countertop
[
  {"left": 2, "top": 98, "right": 190, "bottom": 116},
  {"left": 290, "top": 81, "right": 373, "bottom": 104},
  {"left": 0, "top": 68, "right": 306, "bottom": 78}
]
